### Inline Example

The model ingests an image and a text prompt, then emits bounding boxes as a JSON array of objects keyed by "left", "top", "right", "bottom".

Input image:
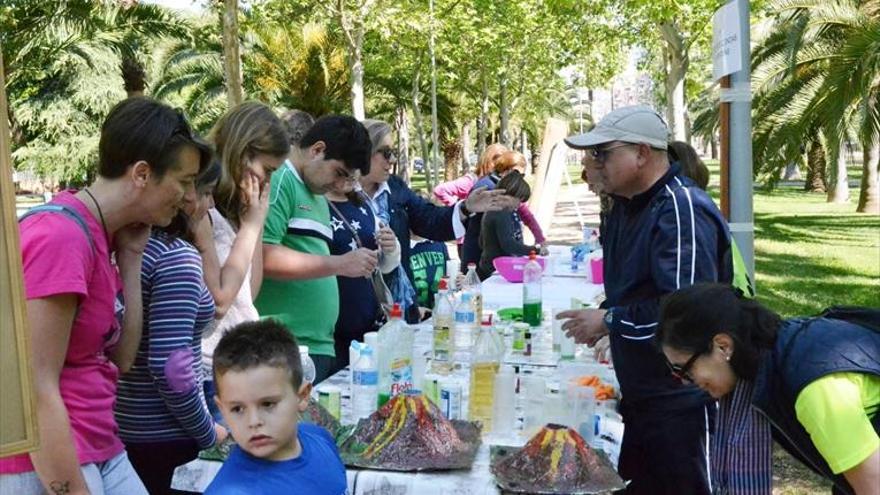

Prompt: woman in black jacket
[{"left": 356, "top": 119, "right": 516, "bottom": 321}]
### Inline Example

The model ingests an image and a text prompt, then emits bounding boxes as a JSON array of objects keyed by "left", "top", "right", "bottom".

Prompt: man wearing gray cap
[{"left": 557, "top": 105, "right": 733, "bottom": 494}]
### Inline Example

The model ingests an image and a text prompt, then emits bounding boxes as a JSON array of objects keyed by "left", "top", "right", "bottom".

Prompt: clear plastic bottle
[
  {"left": 299, "top": 345, "right": 316, "bottom": 384},
  {"left": 462, "top": 263, "right": 483, "bottom": 324},
  {"left": 377, "top": 303, "right": 414, "bottom": 407},
  {"left": 351, "top": 345, "right": 378, "bottom": 420},
  {"left": 454, "top": 292, "right": 477, "bottom": 360},
  {"left": 523, "top": 251, "right": 543, "bottom": 327},
  {"left": 432, "top": 278, "right": 454, "bottom": 373},
  {"left": 468, "top": 321, "right": 504, "bottom": 432}
]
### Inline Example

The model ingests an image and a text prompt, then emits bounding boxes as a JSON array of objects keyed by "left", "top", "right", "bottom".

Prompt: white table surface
[{"left": 173, "top": 264, "right": 616, "bottom": 494}]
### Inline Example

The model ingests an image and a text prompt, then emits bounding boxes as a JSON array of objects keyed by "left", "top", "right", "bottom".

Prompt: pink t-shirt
[{"left": 0, "top": 192, "right": 125, "bottom": 473}]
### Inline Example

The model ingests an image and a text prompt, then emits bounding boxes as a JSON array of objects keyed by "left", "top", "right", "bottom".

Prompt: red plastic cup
[{"left": 590, "top": 257, "right": 604, "bottom": 284}]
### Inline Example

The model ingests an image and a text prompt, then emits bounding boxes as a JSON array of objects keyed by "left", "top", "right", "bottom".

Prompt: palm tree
[{"left": 752, "top": 0, "right": 879, "bottom": 212}]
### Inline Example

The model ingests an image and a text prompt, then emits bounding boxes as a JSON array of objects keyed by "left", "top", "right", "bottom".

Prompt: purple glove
[{"left": 165, "top": 348, "right": 197, "bottom": 393}]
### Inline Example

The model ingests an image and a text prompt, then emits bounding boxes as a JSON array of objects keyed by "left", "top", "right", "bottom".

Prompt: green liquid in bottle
[{"left": 523, "top": 301, "right": 542, "bottom": 327}]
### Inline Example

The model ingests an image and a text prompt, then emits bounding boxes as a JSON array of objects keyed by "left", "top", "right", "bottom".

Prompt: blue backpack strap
[{"left": 19, "top": 204, "right": 97, "bottom": 257}]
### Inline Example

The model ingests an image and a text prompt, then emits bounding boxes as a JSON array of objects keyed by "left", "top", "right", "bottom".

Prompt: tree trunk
[
  {"left": 411, "top": 73, "right": 433, "bottom": 190},
  {"left": 477, "top": 76, "right": 489, "bottom": 160},
  {"left": 394, "top": 105, "right": 411, "bottom": 184},
  {"left": 857, "top": 136, "right": 880, "bottom": 214},
  {"left": 805, "top": 137, "right": 827, "bottom": 192},
  {"left": 221, "top": 0, "right": 243, "bottom": 108},
  {"left": 442, "top": 134, "right": 461, "bottom": 182},
  {"left": 349, "top": 44, "right": 366, "bottom": 120},
  {"left": 499, "top": 77, "right": 510, "bottom": 146},
  {"left": 827, "top": 138, "right": 850, "bottom": 203},
  {"left": 710, "top": 138, "right": 718, "bottom": 160},
  {"left": 660, "top": 22, "right": 689, "bottom": 143},
  {"left": 461, "top": 122, "right": 471, "bottom": 174}
]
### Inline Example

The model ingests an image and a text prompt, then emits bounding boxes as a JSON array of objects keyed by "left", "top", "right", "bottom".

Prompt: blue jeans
[{"left": 0, "top": 451, "right": 148, "bottom": 495}]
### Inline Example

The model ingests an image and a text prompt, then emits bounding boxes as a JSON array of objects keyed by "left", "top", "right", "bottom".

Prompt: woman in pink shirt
[{"left": 1, "top": 97, "right": 210, "bottom": 495}]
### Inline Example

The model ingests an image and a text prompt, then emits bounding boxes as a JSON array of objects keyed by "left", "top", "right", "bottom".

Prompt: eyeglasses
[
  {"left": 667, "top": 352, "right": 701, "bottom": 383},
  {"left": 376, "top": 147, "right": 396, "bottom": 162},
  {"left": 587, "top": 143, "right": 636, "bottom": 166}
]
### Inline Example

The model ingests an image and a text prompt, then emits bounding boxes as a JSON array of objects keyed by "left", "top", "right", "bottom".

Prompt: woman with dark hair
[
  {"left": 1, "top": 97, "right": 210, "bottom": 495},
  {"left": 115, "top": 161, "right": 227, "bottom": 494},
  {"left": 477, "top": 171, "right": 548, "bottom": 280},
  {"left": 658, "top": 284, "right": 880, "bottom": 495},
  {"left": 357, "top": 118, "right": 515, "bottom": 322}
]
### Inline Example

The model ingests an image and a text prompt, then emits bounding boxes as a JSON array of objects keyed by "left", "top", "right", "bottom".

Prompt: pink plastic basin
[{"left": 493, "top": 256, "right": 547, "bottom": 283}]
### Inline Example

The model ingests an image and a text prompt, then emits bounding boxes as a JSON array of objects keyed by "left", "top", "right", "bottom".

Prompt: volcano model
[
  {"left": 491, "top": 424, "right": 625, "bottom": 494},
  {"left": 302, "top": 396, "right": 342, "bottom": 438},
  {"left": 338, "top": 392, "right": 481, "bottom": 471}
]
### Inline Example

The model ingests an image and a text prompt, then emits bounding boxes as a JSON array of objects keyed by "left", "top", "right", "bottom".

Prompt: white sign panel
[{"left": 713, "top": 0, "right": 742, "bottom": 80}]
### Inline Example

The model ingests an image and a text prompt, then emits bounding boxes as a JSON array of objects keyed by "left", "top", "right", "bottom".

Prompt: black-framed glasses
[
  {"left": 667, "top": 352, "right": 701, "bottom": 383},
  {"left": 588, "top": 143, "right": 636, "bottom": 166},
  {"left": 376, "top": 147, "right": 396, "bottom": 162}
]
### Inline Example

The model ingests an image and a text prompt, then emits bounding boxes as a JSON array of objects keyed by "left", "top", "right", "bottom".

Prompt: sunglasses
[
  {"left": 587, "top": 143, "right": 636, "bottom": 166},
  {"left": 666, "top": 351, "right": 701, "bottom": 383},
  {"left": 376, "top": 147, "right": 396, "bottom": 161}
]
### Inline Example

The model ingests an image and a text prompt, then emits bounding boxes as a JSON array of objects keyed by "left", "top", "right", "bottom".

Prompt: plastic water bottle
[
  {"left": 377, "top": 303, "right": 414, "bottom": 407},
  {"left": 432, "top": 278, "right": 454, "bottom": 373},
  {"left": 523, "top": 251, "right": 543, "bottom": 327},
  {"left": 468, "top": 321, "right": 504, "bottom": 432},
  {"left": 454, "top": 292, "right": 478, "bottom": 360},
  {"left": 351, "top": 345, "right": 378, "bottom": 420},
  {"left": 462, "top": 263, "right": 483, "bottom": 324},
  {"left": 299, "top": 345, "right": 316, "bottom": 384}
]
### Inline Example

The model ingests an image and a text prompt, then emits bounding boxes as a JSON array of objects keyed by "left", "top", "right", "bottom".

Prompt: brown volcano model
[
  {"left": 338, "top": 392, "right": 481, "bottom": 471},
  {"left": 491, "top": 423, "right": 625, "bottom": 494}
]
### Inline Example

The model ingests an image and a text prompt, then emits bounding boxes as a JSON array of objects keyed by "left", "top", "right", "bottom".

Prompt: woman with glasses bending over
[
  {"left": 1, "top": 97, "right": 211, "bottom": 495},
  {"left": 659, "top": 284, "right": 880, "bottom": 495},
  {"left": 196, "top": 102, "right": 290, "bottom": 420}
]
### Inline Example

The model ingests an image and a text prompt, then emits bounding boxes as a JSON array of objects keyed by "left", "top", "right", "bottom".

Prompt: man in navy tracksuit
[{"left": 558, "top": 105, "right": 733, "bottom": 494}]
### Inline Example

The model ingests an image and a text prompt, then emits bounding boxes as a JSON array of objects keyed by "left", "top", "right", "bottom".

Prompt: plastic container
[
  {"left": 462, "top": 263, "right": 483, "bottom": 324},
  {"left": 351, "top": 345, "right": 378, "bottom": 420},
  {"left": 299, "top": 345, "right": 316, "bottom": 384},
  {"left": 522, "top": 252, "right": 543, "bottom": 327},
  {"left": 468, "top": 322, "right": 504, "bottom": 433},
  {"left": 590, "top": 256, "right": 604, "bottom": 284},
  {"left": 454, "top": 292, "right": 477, "bottom": 359},
  {"left": 432, "top": 278, "right": 454, "bottom": 370},
  {"left": 377, "top": 304, "right": 414, "bottom": 407},
  {"left": 493, "top": 255, "right": 547, "bottom": 283},
  {"left": 491, "top": 366, "right": 517, "bottom": 436}
]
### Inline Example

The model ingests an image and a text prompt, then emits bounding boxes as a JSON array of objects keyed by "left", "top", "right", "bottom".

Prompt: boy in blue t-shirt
[{"left": 205, "top": 320, "right": 348, "bottom": 495}]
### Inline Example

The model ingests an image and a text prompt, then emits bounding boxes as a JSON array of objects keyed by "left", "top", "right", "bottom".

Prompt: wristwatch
[
  {"left": 459, "top": 201, "right": 472, "bottom": 218},
  {"left": 603, "top": 309, "right": 614, "bottom": 329}
]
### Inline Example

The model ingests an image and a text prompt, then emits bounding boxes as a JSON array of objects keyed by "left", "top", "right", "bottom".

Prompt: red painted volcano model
[
  {"left": 491, "top": 423, "right": 625, "bottom": 494},
  {"left": 338, "top": 392, "right": 481, "bottom": 471}
]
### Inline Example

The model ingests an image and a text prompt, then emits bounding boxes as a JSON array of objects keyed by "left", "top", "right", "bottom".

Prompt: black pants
[
  {"left": 126, "top": 439, "right": 200, "bottom": 495},
  {"left": 616, "top": 404, "right": 713, "bottom": 495}
]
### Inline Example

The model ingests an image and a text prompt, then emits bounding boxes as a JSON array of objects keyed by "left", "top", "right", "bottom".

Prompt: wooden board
[{"left": 0, "top": 45, "right": 40, "bottom": 457}]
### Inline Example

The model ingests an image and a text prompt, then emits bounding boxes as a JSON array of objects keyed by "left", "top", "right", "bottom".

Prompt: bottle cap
[
  {"left": 299, "top": 345, "right": 309, "bottom": 355},
  {"left": 390, "top": 303, "right": 402, "bottom": 318},
  {"left": 467, "top": 262, "right": 477, "bottom": 268},
  {"left": 438, "top": 278, "right": 448, "bottom": 290}
]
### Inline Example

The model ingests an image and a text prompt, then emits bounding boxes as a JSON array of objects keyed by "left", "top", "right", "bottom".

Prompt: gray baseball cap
[{"left": 564, "top": 105, "right": 669, "bottom": 150}]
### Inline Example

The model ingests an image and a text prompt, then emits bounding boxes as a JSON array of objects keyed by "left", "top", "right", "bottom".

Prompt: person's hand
[
  {"left": 465, "top": 187, "right": 518, "bottom": 213},
  {"left": 164, "top": 348, "right": 196, "bottom": 393},
  {"left": 240, "top": 173, "right": 269, "bottom": 227},
  {"left": 192, "top": 214, "right": 214, "bottom": 254},
  {"left": 337, "top": 248, "right": 379, "bottom": 277},
  {"left": 556, "top": 309, "right": 608, "bottom": 346},
  {"left": 594, "top": 335, "right": 611, "bottom": 363},
  {"left": 376, "top": 224, "right": 397, "bottom": 255},
  {"left": 214, "top": 423, "right": 229, "bottom": 446},
  {"left": 114, "top": 222, "right": 151, "bottom": 260}
]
